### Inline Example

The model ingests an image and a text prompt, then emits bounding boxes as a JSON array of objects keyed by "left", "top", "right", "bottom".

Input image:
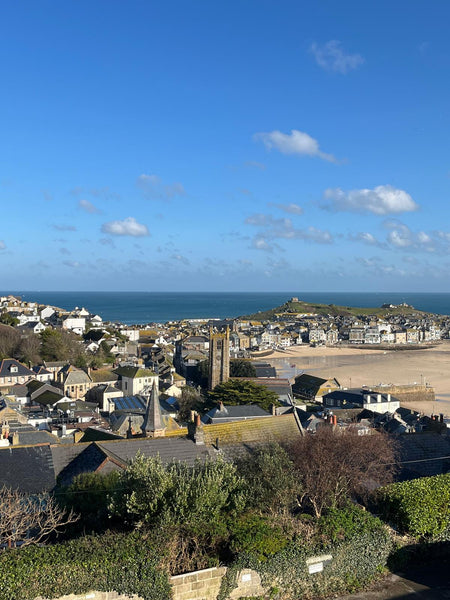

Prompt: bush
[
  {"left": 376, "top": 474, "right": 450, "bottom": 538},
  {"left": 228, "top": 512, "right": 289, "bottom": 560},
  {"left": 317, "top": 503, "right": 387, "bottom": 545},
  {"left": 0, "top": 531, "right": 171, "bottom": 600}
]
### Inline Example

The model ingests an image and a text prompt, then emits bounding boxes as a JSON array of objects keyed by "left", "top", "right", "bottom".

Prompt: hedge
[
  {"left": 376, "top": 473, "right": 450, "bottom": 538},
  {"left": 219, "top": 507, "right": 393, "bottom": 600},
  {"left": 0, "top": 531, "right": 171, "bottom": 600}
]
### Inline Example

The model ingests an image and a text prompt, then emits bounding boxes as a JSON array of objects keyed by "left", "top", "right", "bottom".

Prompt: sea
[{"left": 3, "top": 291, "right": 450, "bottom": 325}]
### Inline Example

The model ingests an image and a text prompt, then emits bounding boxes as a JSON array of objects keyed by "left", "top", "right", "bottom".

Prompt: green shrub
[
  {"left": 317, "top": 503, "right": 386, "bottom": 545},
  {"left": 228, "top": 512, "right": 288, "bottom": 560},
  {"left": 0, "top": 531, "right": 171, "bottom": 600},
  {"left": 377, "top": 474, "right": 450, "bottom": 538}
]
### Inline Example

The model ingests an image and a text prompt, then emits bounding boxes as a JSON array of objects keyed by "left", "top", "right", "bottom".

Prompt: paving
[{"left": 339, "top": 564, "right": 450, "bottom": 599}]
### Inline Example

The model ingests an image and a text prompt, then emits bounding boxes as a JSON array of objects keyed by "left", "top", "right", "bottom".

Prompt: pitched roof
[
  {"left": 114, "top": 366, "right": 156, "bottom": 379},
  {"left": 0, "top": 359, "right": 34, "bottom": 378},
  {"left": 202, "top": 413, "right": 303, "bottom": 447},
  {"left": 0, "top": 445, "right": 55, "bottom": 493},
  {"left": 90, "top": 369, "right": 119, "bottom": 383},
  {"left": 203, "top": 404, "right": 271, "bottom": 424}
]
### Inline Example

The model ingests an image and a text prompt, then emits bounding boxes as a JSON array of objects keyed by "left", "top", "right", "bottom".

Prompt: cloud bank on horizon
[{"left": 1, "top": 1, "right": 450, "bottom": 292}]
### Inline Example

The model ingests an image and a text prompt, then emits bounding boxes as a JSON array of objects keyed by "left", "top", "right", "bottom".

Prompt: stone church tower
[{"left": 208, "top": 326, "right": 230, "bottom": 390}]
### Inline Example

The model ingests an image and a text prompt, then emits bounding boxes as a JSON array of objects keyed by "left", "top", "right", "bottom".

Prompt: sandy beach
[{"left": 259, "top": 342, "right": 450, "bottom": 417}]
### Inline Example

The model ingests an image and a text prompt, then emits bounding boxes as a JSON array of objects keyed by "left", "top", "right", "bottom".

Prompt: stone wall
[
  {"left": 36, "top": 567, "right": 265, "bottom": 600},
  {"left": 372, "top": 384, "right": 435, "bottom": 403}
]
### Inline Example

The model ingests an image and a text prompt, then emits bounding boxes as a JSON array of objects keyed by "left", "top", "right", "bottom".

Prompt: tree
[
  {"left": 236, "top": 443, "right": 300, "bottom": 515},
  {"left": 289, "top": 427, "right": 398, "bottom": 518},
  {"left": 230, "top": 359, "right": 256, "bottom": 378},
  {"left": 208, "top": 379, "right": 279, "bottom": 412},
  {"left": 59, "top": 471, "right": 121, "bottom": 532},
  {"left": 40, "top": 328, "right": 86, "bottom": 364},
  {"left": 109, "top": 454, "right": 245, "bottom": 528},
  {"left": 0, "top": 486, "right": 78, "bottom": 548},
  {"left": 0, "top": 325, "right": 20, "bottom": 359},
  {"left": 17, "top": 333, "right": 42, "bottom": 365},
  {"left": 177, "top": 385, "right": 203, "bottom": 422}
]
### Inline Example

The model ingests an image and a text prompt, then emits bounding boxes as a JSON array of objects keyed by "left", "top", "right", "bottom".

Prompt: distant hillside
[{"left": 242, "top": 298, "right": 429, "bottom": 321}]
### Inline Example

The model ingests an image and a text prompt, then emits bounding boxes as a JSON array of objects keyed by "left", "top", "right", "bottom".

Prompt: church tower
[
  {"left": 208, "top": 326, "right": 230, "bottom": 390},
  {"left": 141, "top": 381, "right": 166, "bottom": 438}
]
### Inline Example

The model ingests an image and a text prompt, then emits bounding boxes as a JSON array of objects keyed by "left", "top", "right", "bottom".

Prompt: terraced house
[{"left": 0, "top": 359, "right": 35, "bottom": 390}]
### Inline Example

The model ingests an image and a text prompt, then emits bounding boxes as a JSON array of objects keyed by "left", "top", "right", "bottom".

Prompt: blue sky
[{"left": 2, "top": 0, "right": 450, "bottom": 291}]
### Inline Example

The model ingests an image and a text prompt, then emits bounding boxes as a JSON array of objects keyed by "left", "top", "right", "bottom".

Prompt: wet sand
[{"left": 263, "top": 342, "right": 450, "bottom": 417}]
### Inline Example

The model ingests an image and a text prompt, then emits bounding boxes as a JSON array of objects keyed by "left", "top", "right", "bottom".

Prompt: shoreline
[{"left": 259, "top": 341, "right": 450, "bottom": 418}]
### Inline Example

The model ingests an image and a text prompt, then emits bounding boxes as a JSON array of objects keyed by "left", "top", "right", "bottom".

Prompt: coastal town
[
  {"left": 0, "top": 292, "right": 449, "bottom": 474},
  {"left": 1, "top": 293, "right": 450, "bottom": 600}
]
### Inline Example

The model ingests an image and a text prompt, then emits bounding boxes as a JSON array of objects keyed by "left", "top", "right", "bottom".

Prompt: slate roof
[
  {"left": 51, "top": 436, "right": 214, "bottom": 487},
  {"left": 239, "top": 378, "right": 292, "bottom": 398},
  {"left": 0, "top": 445, "right": 56, "bottom": 493},
  {"left": 203, "top": 404, "right": 271, "bottom": 424},
  {"left": 396, "top": 432, "right": 450, "bottom": 479},
  {"left": 323, "top": 388, "right": 399, "bottom": 408},
  {"left": 59, "top": 365, "right": 92, "bottom": 385},
  {"left": 32, "top": 365, "right": 52, "bottom": 376},
  {"left": 7, "top": 425, "right": 58, "bottom": 446},
  {"left": 254, "top": 365, "right": 277, "bottom": 378},
  {"left": 114, "top": 366, "right": 156, "bottom": 379},
  {"left": 0, "top": 358, "right": 34, "bottom": 378}
]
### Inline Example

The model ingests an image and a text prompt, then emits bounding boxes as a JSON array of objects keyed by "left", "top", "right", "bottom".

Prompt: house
[
  {"left": 55, "top": 365, "right": 92, "bottom": 399},
  {"left": 292, "top": 373, "right": 340, "bottom": 402},
  {"left": 322, "top": 388, "right": 400, "bottom": 414},
  {"left": 32, "top": 365, "right": 53, "bottom": 382},
  {"left": 16, "top": 321, "right": 46, "bottom": 334},
  {"left": 0, "top": 359, "right": 35, "bottom": 389},
  {"left": 26, "top": 380, "right": 65, "bottom": 407},
  {"left": 61, "top": 316, "right": 86, "bottom": 335},
  {"left": 114, "top": 366, "right": 158, "bottom": 395}
]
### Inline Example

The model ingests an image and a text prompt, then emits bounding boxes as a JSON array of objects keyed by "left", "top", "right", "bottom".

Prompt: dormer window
[{"left": 9, "top": 365, "right": 18, "bottom": 373}]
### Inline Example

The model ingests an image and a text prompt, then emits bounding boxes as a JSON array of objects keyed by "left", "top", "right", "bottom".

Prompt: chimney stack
[{"left": 194, "top": 413, "right": 205, "bottom": 445}]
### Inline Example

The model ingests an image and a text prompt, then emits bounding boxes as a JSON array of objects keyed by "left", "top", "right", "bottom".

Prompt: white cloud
[
  {"left": 253, "top": 129, "right": 337, "bottom": 162},
  {"left": 348, "top": 232, "right": 382, "bottom": 246},
  {"left": 383, "top": 221, "right": 437, "bottom": 252},
  {"left": 310, "top": 40, "right": 364, "bottom": 74},
  {"left": 63, "top": 260, "right": 81, "bottom": 268},
  {"left": 171, "top": 254, "right": 190, "bottom": 266},
  {"left": 323, "top": 185, "right": 418, "bottom": 215},
  {"left": 273, "top": 203, "right": 304, "bottom": 215},
  {"left": 0, "top": 240, "right": 5, "bottom": 250},
  {"left": 137, "top": 174, "right": 186, "bottom": 200},
  {"left": 101, "top": 217, "right": 150, "bottom": 237},
  {"left": 79, "top": 199, "right": 101, "bottom": 214},
  {"left": 245, "top": 213, "right": 333, "bottom": 248}
]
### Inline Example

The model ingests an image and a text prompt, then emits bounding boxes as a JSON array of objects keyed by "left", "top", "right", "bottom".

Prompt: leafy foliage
[
  {"left": 376, "top": 474, "right": 450, "bottom": 538},
  {"left": 230, "top": 358, "right": 256, "bottom": 378},
  {"left": 228, "top": 512, "right": 288, "bottom": 560},
  {"left": 317, "top": 503, "right": 387, "bottom": 545},
  {"left": 40, "top": 328, "right": 86, "bottom": 363},
  {"left": 0, "top": 531, "right": 170, "bottom": 600},
  {"left": 109, "top": 454, "right": 245, "bottom": 528},
  {"left": 58, "top": 471, "right": 121, "bottom": 532},
  {"left": 235, "top": 443, "right": 300, "bottom": 514},
  {"left": 209, "top": 379, "right": 279, "bottom": 412}
]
